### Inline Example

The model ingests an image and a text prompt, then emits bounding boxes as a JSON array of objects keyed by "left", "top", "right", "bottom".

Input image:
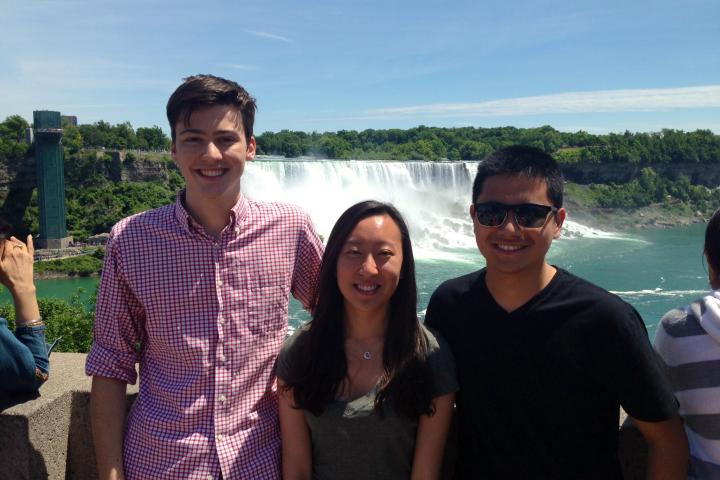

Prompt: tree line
[
  {"left": 0, "top": 115, "right": 171, "bottom": 153},
  {"left": 2, "top": 114, "right": 719, "bottom": 163},
  {"left": 257, "top": 126, "right": 720, "bottom": 163}
]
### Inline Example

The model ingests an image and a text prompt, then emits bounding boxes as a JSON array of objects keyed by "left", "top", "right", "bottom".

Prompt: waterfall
[{"left": 242, "top": 157, "right": 619, "bottom": 259}]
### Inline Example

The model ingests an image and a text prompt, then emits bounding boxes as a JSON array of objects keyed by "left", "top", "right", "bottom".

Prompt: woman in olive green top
[{"left": 277, "top": 201, "right": 457, "bottom": 480}]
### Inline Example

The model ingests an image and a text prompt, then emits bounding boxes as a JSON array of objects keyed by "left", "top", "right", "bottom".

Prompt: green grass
[{"left": 35, "top": 250, "right": 104, "bottom": 277}]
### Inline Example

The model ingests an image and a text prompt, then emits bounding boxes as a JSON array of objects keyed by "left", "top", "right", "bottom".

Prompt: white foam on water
[
  {"left": 610, "top": 289, "right": 707, "bottom": 297},
  {"left": 243, "top": 159, "right": 637, "bottom": 259},
  {"left": 561, "top": 219, "right": 629, "bottom": 240}
]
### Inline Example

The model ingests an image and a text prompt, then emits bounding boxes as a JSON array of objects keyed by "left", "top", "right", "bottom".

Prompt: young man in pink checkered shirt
[{"left": 86, "top": 75, "right": 324, "bottom": 480}]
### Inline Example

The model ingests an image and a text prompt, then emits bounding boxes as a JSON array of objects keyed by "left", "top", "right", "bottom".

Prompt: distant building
[
  {"left": 88, "top": 232, "right": 110, "bottom": 245},
  {"left": 24, "top": 127, "right": 33, "bottom": 145},
  {"left": 61, "top": 115, "right": 77, "bottom": 127},
  {"left": 34, "top": 110, "right": 72, "bottom": 249}
]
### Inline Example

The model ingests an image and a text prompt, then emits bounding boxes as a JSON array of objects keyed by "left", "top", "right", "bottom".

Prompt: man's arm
[
  {"left": 91, "top": 376, "right": 128, "bottom": 480},
  {"left": 291, "top": 212, "right": 324, "bottom": 310},
  {"left": 86, "top": 232, "right": 143, "bottom": 480},
  {"left": 634, "top": 415, "right": 688, "bottom": 480}
]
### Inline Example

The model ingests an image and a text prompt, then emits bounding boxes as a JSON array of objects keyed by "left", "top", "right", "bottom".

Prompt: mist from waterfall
[{"left": 242, "top": 157, "right": 620, "bottom": 260}]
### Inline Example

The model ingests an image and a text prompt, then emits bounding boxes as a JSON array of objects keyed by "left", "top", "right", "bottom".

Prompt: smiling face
[
  {"left": 471, "top": 174, "right": 565, "bottom": 279},
  {"left": 171, "top": 104, "right": 256, "bottom": 214},
  {"left": 336, "top": 214, "right": 404, "bottom": 322}
]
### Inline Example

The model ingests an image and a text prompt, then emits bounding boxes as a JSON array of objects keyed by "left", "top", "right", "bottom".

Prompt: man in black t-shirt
[{"left": 425, "top": 146, "right": 688, "bottom": 479}]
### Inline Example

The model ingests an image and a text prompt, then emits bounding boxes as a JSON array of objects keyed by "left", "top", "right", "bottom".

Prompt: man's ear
[
  {"left": 246, "top": 136, "right": 256, "bottom": 161},
  {"left": 553, "top": 207, "right": 566, "bottom": 239},
  {"left": 170, "top": 141, "right": 177, "bottom": 161}
]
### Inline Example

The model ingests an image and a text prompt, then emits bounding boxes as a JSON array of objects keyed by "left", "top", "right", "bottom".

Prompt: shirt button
[
  {"left": 216, "top": 434, "right": 224, "bottom": 443},
  {"left": 234, "top": 227, "right": 240, "bottom": 234},
  {"left": 217, "top": 280, "right": 223, "bottom": 287},
  {"left": 207, "top": 475, "right": 214, "bottom": 480},
  {"left": 219, "top": 353, "right": 226, "bottom": 362},
  {"left": 218, "top": 316, "right": 225, "bottom": 325},
  {"left": 218, "top": 394, "right": 227, "bottom": 403}
]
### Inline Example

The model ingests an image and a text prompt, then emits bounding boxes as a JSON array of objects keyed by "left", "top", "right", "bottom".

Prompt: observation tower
[{"left": 33, "top": 110, "right": 72, "bottom": 249}]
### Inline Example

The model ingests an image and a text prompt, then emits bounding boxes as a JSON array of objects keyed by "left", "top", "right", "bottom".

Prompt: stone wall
[{"left": 0, "top": 353, "right": 137, "bottom": 480}]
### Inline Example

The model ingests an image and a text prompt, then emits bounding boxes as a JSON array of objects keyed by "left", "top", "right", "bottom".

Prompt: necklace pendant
[{"left": 362, "top": 351, "right": 372, "bottom": 360}]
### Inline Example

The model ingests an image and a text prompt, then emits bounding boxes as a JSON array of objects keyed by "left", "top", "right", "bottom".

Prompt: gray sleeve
[
  {"left": 275, "top": 327, "right": 305, "bottom": 382},
  {"left": 424, "top": 326, "right": 459, "bottom": 397}
]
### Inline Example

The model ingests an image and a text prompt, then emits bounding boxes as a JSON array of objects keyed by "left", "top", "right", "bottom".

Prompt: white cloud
[
  {"left": 367, "top": 85, "right": 720, "bottom": 118},
  {"left": 244, "top": 29, "right": 293, "bottom": 43}
]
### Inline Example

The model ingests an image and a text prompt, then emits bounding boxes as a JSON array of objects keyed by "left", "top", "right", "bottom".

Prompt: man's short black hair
[{"left": 472, "top": 145, "right": 564, "bottom": 208}]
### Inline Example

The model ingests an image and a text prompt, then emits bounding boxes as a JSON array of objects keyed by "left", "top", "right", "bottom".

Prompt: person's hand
[{"left": 0, "top": 235, "right": 35, "bottom": 296}]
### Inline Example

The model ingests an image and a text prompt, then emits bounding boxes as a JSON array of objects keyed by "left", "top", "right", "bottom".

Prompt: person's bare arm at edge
[
  {"left": 633, "top": 415, "right": 688, "bottom": 480},
  {"left": 91, "top": 376, "right": 128, "bottom": 480},
  {"left": 278, "top": 379, "right": 312, "bottom": 480},
  {"left": 411, "top": 392, "right": 455, "bottom": 480}
]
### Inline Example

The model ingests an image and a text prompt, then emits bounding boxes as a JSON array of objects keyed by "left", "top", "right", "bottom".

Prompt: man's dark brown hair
[{"left": 166, "top": 74, "right": 257, "bottom": 143}]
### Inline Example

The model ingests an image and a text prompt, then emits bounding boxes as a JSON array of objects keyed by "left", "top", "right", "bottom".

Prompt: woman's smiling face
[{"left": 336, "top": 214, "right": 404, "bottom": 321}]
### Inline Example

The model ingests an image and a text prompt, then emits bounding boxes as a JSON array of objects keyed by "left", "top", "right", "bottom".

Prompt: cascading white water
[{"left": 242, "top": 157, "right": 619, "bottom": 259}]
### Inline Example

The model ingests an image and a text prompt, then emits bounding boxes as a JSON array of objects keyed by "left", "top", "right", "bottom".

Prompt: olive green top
[{"left": 276, "top": 324, "right": 458, "bottom": 480}]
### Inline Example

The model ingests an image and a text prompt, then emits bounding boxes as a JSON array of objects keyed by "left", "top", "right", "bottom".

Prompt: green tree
[{"left": 0, "top": 115, "right": 30, "bottom": 143}]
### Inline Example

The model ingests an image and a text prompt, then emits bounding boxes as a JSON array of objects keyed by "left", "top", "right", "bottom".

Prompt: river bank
[{"left": 566, "top": 202, "right": 708, "bottom": 231}]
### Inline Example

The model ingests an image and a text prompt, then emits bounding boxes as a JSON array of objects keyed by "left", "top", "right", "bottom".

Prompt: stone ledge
[
  {"left": 0, "top": 353, "right": 648, "bottom": 479},
  {"left": 0, "top": 353, "right": 138, "bottom": 480}
]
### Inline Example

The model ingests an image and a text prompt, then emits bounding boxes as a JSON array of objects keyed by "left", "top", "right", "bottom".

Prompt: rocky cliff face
[
  {"left": 0, "top": 150, "right": 175, "bottom": 193},
  {"left": 1, "top": 152, "right": 719, "bottom": 194},
  {"left": 561, "top": 162, "right": 720, "bottom": 186}
]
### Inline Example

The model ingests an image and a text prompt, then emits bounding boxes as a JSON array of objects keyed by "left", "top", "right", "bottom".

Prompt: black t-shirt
[{"left": 425, "top": 268, "right": 677, "bottom": 480}]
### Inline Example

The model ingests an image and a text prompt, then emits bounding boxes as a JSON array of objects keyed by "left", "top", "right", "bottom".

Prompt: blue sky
[{"left": 1, "top": 0, "right": 718, "bottom": 135}]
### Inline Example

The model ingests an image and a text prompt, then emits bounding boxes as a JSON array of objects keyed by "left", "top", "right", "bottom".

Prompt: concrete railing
[
  {"left": 0, "top": 353, "right": 648, "bottom": 480},
  {"left": 0, "top": 353, "right": 138, "bottom": 480}
]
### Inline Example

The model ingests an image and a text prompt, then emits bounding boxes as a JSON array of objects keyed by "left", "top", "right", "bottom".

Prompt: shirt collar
[{"left": 173, "top": 190, "right": 249, "bottom": 235}]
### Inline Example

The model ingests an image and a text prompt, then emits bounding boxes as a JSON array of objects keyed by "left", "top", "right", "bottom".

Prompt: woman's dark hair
[
  {"left": 0, "top": 218, "right": 12, "bottom": 241},
  {"left": 705, "top": 208, "right": 720, "bottom": 283},
  {"left": 282, "top": 200, "right": 435, "bottom": 418}
]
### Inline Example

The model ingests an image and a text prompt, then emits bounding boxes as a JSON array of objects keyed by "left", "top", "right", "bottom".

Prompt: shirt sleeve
[
  {"left": 424, "top": 282, "right": 447, "bottom": 332},
  {"left": 291, "top": 211, "right": 324, "bottom": 310},
  {"left": 85, "top": 231, "right": 145, "bottom": 384},
  {"left": 275, "top": 327, "right": 304, "bottom": 382},
  {"left": 0, "top": 317, "right": 38, "bottom": 394},
  {"left": 599, "top": 306, "right": 678, "bottom": 421},
  {"left": 424, "top": 327, "right": 459, "bottom": 398}
]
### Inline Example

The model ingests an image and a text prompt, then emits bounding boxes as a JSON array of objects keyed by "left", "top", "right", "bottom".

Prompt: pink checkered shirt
[{"left": 86, "top": 192, "right": 323, "bottom": 480}]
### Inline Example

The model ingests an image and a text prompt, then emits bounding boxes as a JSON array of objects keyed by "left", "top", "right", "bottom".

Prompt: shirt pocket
[{"left": 247, "top": 284, "right": 289, "bottom": 337}]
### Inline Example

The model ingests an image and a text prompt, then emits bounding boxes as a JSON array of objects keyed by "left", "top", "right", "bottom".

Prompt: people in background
[
  {"left": 277, "top": 200, "right": 457, "bottom": 480},
  {"left": 654, "top": 207, "right": 720, "bottom": 479},
  {"left": 425, "top": 145, "right": 688, "bottom": 479},
  {"left": 0, "top": 219, "right": 49, "bottom": 406}
]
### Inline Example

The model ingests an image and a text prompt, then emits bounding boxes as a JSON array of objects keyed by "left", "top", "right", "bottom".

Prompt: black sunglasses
[{"left": 474, "top": 202, "right": 558, "bottom": 228}]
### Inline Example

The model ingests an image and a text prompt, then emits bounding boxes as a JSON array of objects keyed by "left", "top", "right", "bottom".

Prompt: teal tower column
[{"left": 33, "top": 110, "right": 72, "bottom": 249}]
